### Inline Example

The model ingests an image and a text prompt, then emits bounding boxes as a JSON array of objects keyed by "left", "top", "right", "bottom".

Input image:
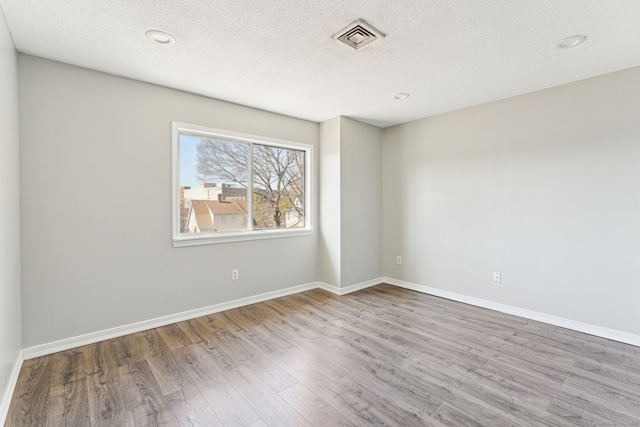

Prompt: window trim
[{"left": 172, "top": 122, "right": 313, "bottom": 247}]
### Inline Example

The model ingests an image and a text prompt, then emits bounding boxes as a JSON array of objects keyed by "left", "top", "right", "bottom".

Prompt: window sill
[{"left": 173, "top": 228, "right": 314, "bottom": 247}]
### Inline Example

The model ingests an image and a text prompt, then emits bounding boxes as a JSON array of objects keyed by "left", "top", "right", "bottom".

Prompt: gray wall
[
  {"left": 13, "top": 48, "right": 640, "bottom": 353},
  {"left": 0, "top": 5, "right": 22, "bottom": 414},
  {"left": 318, "top": 117, "right": 383, "bottom": 288},
  {"left": 318, "top": 117, "right": 341, "bottom": 286},
  {"left": 339, "top": 118, "right": 382, "bottom": 286},
  {"left": 383, "top": 67, "right": 640, "bottom": 335},
  {"left": 19, "top": 55, "right": 319, "bottom": 348}
]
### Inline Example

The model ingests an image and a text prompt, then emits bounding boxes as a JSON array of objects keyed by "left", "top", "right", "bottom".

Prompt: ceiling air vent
[{"left": 333, "top": 19, "right": 385, "bottom": 50}]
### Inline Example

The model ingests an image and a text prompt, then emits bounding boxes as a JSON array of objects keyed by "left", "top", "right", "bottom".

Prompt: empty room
[{"left": 1, "top": 0, "right": 640, "bottom": 426}]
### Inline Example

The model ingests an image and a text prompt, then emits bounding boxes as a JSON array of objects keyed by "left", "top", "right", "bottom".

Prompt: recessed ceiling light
[
  {"left": 395, "top": 93, "right": 410, "bottom": 100},
  {"left": 557, "top": 35, "right": 587, "bottom": 50},
  {"left": 145, "top": 30, "right": 175, "bottom": 45}
]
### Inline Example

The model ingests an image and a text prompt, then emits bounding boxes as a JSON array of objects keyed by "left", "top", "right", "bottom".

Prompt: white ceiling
[{"left": 1, "top": 0, "right": 640, "bottom": 127}]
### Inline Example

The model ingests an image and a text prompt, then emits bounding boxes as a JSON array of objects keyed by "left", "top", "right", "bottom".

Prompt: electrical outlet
[
  {"left": 493, "top": 272, "right": 501, "bottom": 283},
  {"left": 396, "top": 256, "right": 402, "bottom": 265},
  {"left": 232, "top": 269, "right": 239, "bottom": 281}
]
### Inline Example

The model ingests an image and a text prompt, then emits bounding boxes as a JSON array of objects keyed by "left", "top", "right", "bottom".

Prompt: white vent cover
[{"left": 333, "top": 19, "right": 385, "bottom": 50}]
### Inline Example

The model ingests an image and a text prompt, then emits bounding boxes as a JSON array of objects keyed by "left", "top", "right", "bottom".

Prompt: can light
[
  {"left": 145, "top": 30, "right": 175, "bottom": 45},
  {"left": 557, "top": 35, "right": 587, "bottom": 50},
  {"left": 395, "top": 93, "right": 410, "bottom": 100}
]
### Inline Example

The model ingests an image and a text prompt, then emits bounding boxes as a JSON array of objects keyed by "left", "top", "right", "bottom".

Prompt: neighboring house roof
[
  {"left": 221, "top": 186, "right": 247, "bottom": 200},
  {"left": 213, "top": 200, "right": 247, "bottom": 214},
  {"left": 189, "top": 199, "right": 248, "bottom": 232}
]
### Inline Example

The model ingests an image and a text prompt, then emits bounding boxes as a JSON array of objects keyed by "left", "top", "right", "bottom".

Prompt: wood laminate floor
[{"left": 6, "top": 284, "right": 640, "bottom": 426}]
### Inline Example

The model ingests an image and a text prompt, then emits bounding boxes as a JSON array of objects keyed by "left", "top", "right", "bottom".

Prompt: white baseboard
[
  {"left": 22, "top": 275, "right": 639, "bottom": 360},
  {"left": 383, "top": 277, "right": 640, "bottom": 348},
  {"left": 318, "top": 277, "right": 382, "bottom": 296},
  {"left": 23, "top": 282, "right": 321, "bottom": 360},
  {"left": 317, "top": 282, "right": 341, "bottom": 294},
  {"left": 23, "top": 278, "right": 383, "bottom": 360},
  {"left": 0, "top": 350, "right": 23, "bottom": 427}
]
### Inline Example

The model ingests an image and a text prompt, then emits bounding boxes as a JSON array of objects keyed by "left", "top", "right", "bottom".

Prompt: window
[{"left": 172, "top": 122, "right": 312, "bottom": 246}]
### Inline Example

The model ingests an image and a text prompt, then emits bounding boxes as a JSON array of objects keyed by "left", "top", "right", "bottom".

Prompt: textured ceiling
[{"left": 1, "top": 0, "right": 640, "bottom": 127}]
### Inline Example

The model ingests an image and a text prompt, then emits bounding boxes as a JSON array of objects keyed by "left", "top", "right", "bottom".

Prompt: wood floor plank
[
  {"left": 578, "top": 341, "right": 640, "bottom": 375},
  {"left": 325, "top": 290, "right": 517, "bottom": 352},
  {"left": 505, "top": 333, "right": 580, "bottom": 365},
  {"left": 242, "top": 356, "right": 298, "bottom": 393},
  {"left": 43, "top": 393, "right": 66, "bottom": 427},
  {"left": 562, "top": 370, "right": 640, "bottom": 417},
  {"left": 132, "top": 329, "right": 171, "bottom": 360},
  {"left": 48, "top": 349, "right": 84, "bottom": 386},
  {"left": 573, "top": 356, "right": 640, "bottom": 388},
  {"left": 552, "top": 391, "right": 640, "bottom": 426},
  {"left": 278, "top": 382, "right": 358, "bottom": 427},
  {"left": 146, "top": 348, "right": 193, "bottom": 396},
  {"left": 188, "top": 338, "right": 237, "bottom": 377},
  {"left": 459, "top": 375, "right": 573, "bottom": 426},
  {"left": 269, "top": 348, "right": 344, "bottom": 386},
  {"left": 174, "top": 320, "right": 207, "bottom": 345},
  {"left": 222, "top": 309, "right": 293, "bottom": 355},
  {"left": 6, "top": 284, "right": 640, "bottom": 426},
  {"left": 431, "top": 401, "right": 505, "bottom": 427},
  {"left": 336, "top": 374, "right": 441, "bottom": 427},
  {"left": 84, "top": 340, "right": 125, "bottom": 382},
  {"left": 224, "top": 365, "right": 313, "bottom": 427},
  {"left": 496, "top": 339, "right": 576, "bottom": 376},
  {"left": 156, "top": 324, "right": 193, "bottom": 352},
  {"left": 474, "top": 357, "right": 640, "bottom": 425},
  {"left": 197, "top": 377, "right": 261, "bottom": 426},
  {"left": 546, "top": 397, "right": 624, "bottom": 426},
  {"left": 85, "top": 371, "right": 134, "bottom": 426},
  {"left": 260, "top": 300, "right": 330, "bottom": 342},
  {"left": 405, "top": 354, "right": 476, "bottom": 388},
  {"left": 118, "top": 359, "right": 178, "bottom": 427},
  {"left": 271, "top": 296, "right": 418, "bottom": 367},
  {"left": 338, "top": 306, "right": 491, "bottom": 370},
  {"left": 270, "top": 349, "right": 382, "bottom": 426},
  {"left": 470, "top": 361, "right": 561, "bottom": 409},
  {"left": 196, "top": 312, "right": 262, "bottom": 373},
  {"left": 172, "top": 343, "right": 225, "bottom": 387},
  {"left": 128, "top": 403, "right": 175, "bottom": 427},
  {"left": 103, "top": 337, "right": 138, "bottom": 369},
  {"left": 7, "top": 357, "right": 53, "bottom": 427},
  {"left": 45, "top": 376, "right": 91, "bottom": 426},
  {"left": 318, "top": 291, "right": 506, "bottom": 365},
  {"left": 166, "top": 385, "right": 223, "bottom": 427},
  {"left": 345, "top": 358, "right": 446, "bottom": 414},
  {"left": 481, "top": 346, "right": 570, "bottom": 384},
  {"left": 374, "top": 310, "right": 509, "bottom": 360}
]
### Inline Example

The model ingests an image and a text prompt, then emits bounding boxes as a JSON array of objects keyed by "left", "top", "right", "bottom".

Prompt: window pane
[
  {"left": 252, "top": 144, "right": 305, "bottom": 229},
  {"left": 179, "top": 134, "right": 249, "bottom": 234}
]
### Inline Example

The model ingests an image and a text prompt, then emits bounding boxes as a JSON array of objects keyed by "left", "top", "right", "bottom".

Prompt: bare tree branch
[{"left": 195, "top": 140, "right": 304, "bottom": 228}]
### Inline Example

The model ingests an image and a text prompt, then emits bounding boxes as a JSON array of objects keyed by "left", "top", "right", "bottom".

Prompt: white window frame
[{"left": 172, "top": 122, "right": 313, "bottom": 247}]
